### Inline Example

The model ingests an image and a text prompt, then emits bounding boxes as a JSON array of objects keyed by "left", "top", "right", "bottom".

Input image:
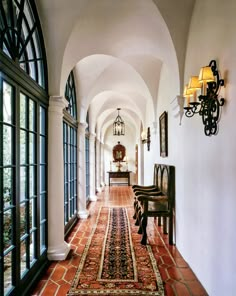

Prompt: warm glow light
[
  {"left": 188, "top": 76, "right": 202, "bottom": 90},
  {"left": 188, "top": 76, "right": 201, "bottom": 102},
  {"left": 141, "top": 130, "right": 147, "bottom": 142},
  {"left": 198, "top": 66, "right": 214, "bottom": 83},
  {"left": 199, "top": 66, "right": 215, "bottom": 96},
  {"left": 183, "top": 84, "right": 193, "bottom": 107},
  {"left": 183, "top": 60, "right": 225, "bottom": 136}
]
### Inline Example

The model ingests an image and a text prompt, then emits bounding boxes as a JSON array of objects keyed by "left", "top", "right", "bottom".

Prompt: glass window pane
[
  {"left": 29, "top": 198, "right": 36, "bottom": 230},
  {"left": 3, "top": 43, "right": 11, "bottom": 58},
  {"left": 20, "top": 130, "right": 27, "bottom": 165},
  {"left": 20, "top": 167, "right": 27, "bottom": 201},
  {"left": 28, "top": 61, "right": 36, "bottom": 81},
  {"left": 29, "top": 166, "right": 36, "bottom": 196},
  {"left": 30, "top": 232, "right": 36, "bottom": 265},
  {"left": 29, "top": 133, "right": 36, "bottom": 164},
  {"left": 40, "top": 223, "right": 46, "bottom": 253},
  {"left": 3, "top": 125, "right": 12, "bottom": 165},
  {"left": 3, "top": 81, "right": 12, "bottom": 124},
  {"left": 3, "top": 168, "right": 12, "bottom": 208},
  {"left": 37, "top": 60, "right": 43, "bottom": 87},
  {"left": 20, "top": 239, "right": 28, "bottom": 277},
  {"left": 40, "top": 106, "right": 46, "bottom": 135},
  {"left": 20, "top": 203, "right": 27, "bottom": 237},
  {"left": 4, "top": 251, "right": 13, "bottom": 294},
  {"left": 20, "top": 94, "right": 27, "bottom": 129},
  {"left": 29, "top": 99, "right": 36, "bottom": 132},
  {"left": 40, "top": 136, "right": 46, "bottom": 163},
  {"left": 3, "top": 209, "right": 12, "bottom": 251}
]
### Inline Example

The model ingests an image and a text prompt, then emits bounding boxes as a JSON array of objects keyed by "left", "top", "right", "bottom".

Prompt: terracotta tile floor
[{"left": 32, "top": 186, "right": 208, "bottom": 296}]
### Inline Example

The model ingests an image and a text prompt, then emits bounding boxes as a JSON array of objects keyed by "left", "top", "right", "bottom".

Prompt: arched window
[
  {"left": 0, "top": 0, "right": 48, "bottom": 89},
  {"left": 65, "top": 71, "right": 77, "bottom": 119},
  {"left": 0, "top": 1, "right": 48, "bottom": 295},
  {"left": 63, "top": 71, "right": 78, "bottom": 235}
]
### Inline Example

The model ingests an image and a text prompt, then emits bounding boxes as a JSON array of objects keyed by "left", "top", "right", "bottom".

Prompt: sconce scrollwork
[{"left": 183, "top": 60, "right": 225, "bottom": 136}]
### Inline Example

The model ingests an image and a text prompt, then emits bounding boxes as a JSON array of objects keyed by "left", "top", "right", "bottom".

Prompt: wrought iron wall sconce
[
  {"left": 141, "top": 127, "right": 151, "bottom": 151},
  {"left": 183, "top": 60, "right": 225, "bottom": 136},
  {"left": 141, "top": 129, "right": 147, "bottom": 144}
]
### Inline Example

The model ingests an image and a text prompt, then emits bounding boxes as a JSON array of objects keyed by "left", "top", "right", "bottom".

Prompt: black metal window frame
[
  {"left": 0, "top": 67, "right": 48, "bottom": 296},
  {"left": 0, "top": 0, "right": 48, "bottom": 295},
  {"left": 64, "top": 71, "right": 77, "bottom": 119},
  {"left": 0, "top": 0, "right": 48, "bottom": 90},
  {"left": 64, "top": 71, "right": 78, "bottom": 236},
  {"left": 85, "top": 112, "right": 90, "bottom": 202},
  {"left": 85, "top": 133, "right": 90, "bottom": 201}
]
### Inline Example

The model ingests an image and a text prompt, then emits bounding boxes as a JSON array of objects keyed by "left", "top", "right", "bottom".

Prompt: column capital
[
  {"left": 89, "top": 132, "right": 96, "bottom": 141},
  {"left": 96, "top": 137, "right": 102, "bottom": 144},
  {"left": 49, "top": 96, "right": 68, "bottom": 114},
  {"left": 78, "top": 121, "right": 88, "bottom": 131}
]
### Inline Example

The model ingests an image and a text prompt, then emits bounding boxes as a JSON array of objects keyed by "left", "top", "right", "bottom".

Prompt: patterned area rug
[{"left": 67, "top": 207, "right": 165, "bottom": 295}]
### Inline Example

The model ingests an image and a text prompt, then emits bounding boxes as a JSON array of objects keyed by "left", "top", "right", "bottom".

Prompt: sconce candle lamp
[
  {"left": 183, "top": 60, "right": 225, "bottom": 136},
  {"left": 141, "top": 127, "right": 151, "bottom": 151}
]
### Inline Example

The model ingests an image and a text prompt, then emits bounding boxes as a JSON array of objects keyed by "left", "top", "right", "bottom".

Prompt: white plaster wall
[
  {"left": 175, "top": 1, "right": 236, "bottom": 295},
  {"left": 143, "top": 95, "right": 159, "bottom": 184}
]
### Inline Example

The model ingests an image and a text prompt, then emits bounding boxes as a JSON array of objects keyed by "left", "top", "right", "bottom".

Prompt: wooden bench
[{"left": 133, "top": 164, "right": 175, "bottom": 245}]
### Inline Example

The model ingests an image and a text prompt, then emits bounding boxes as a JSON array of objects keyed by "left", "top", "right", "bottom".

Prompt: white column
[
  {"left": 96, "top": 138, "right": 101, "bottom": 192},
  {"left": 47, "top": 96, "right": 70, "bottom": 261},
  {"left": 89, "top": 133, "right": 97, "bottom": 201},
  {"left": 77, "top": 122, "right": 89, "bottom": 218},
  {"left": 100, "top": 142, "right": 105, "bottom": 187}
]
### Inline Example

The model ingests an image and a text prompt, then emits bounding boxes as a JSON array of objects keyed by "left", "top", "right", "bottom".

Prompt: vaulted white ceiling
[{"left": 36, "top": 0, "right": 195, "bottom": 138}]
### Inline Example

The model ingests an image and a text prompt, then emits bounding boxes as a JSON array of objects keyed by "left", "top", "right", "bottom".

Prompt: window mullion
[{"left": 14, "top": 83, "right": 21, "bottom": 289}]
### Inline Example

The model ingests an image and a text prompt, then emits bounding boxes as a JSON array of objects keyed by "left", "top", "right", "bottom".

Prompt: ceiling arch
[
  {"left": 75, "top": 55, "right": 154, "bottom": 116},
  {"left": 36, "top": 0, "right": 180, "bottom": 95},
  {"left": 61, "top": 0, "right": 177, "bottom": 96},
  {"left": 88, "top": 91, "right": 144, "bottom": 133},
  {"left": 36, "top": 0, "right": 193, "bottom": 139}
]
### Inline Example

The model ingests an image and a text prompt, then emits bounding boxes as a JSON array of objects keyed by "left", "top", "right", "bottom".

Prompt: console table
[{"left": 108, "top": 171, "right": 131, "bottom": 186}]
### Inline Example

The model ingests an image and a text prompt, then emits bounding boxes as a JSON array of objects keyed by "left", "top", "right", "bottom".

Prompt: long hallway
[{"left": 32, "top": 186, "right": 207, "bottom": 296}]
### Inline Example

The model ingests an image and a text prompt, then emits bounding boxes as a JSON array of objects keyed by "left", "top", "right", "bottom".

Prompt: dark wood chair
[
  {"left": 132, "top": 164, "right": 162, "bottom": 220},
  {"left": 133, "top": 189, "right": 161, "bottom": 221},
  {"left": 135, "top": 164, "right": 175, "bottom": 245}
]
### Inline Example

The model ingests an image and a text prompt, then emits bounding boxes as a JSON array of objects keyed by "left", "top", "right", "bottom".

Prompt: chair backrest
[
  {"left": 154, "top": 164, "right": 175, "bottom": 209},
  {"left": 153, "top": 164, "right": 162, "bottom": 190}
]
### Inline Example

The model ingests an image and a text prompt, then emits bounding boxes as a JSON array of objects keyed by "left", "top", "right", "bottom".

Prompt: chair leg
[
  {"left": 163, "top": 217, "right": 168, "bottom": 234},
  {"left": 138, "top": 210, "right": 142, "bottom": 234},
  {"left": 140, "top": 213, "right": 147, "bottom": 245},
  {"left": 135, "top": 207, "right": 141, "bottom": 226},
  {"left": 133, "top": 199, "right": 137, "bottom": 219},
  {"left": 168, "top": 214, "right": 174, "bottom": 245},
  {"left": 158, "top": 217, "right": 162, "bottom": 226}
]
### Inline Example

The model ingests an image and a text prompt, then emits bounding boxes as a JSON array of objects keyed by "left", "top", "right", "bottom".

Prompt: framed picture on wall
[{"left": 159, "top": 111, "right": 168, "bottom": 157}]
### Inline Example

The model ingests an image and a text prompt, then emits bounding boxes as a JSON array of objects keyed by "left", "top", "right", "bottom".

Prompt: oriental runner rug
[{"left": 67, "top": 207, "right": 165, "bottom": 295}]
